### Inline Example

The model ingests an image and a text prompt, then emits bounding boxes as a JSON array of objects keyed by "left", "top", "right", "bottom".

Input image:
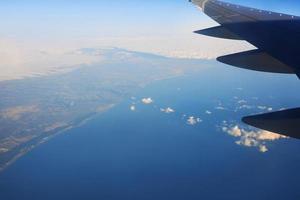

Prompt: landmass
[{"left": 0, "top": 48, "right": 211, "bottom": 171}]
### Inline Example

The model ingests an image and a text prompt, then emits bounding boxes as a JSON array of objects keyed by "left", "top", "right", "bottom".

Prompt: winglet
[{"left": 190, "top": 0, "right": 209, "bottom": 9}]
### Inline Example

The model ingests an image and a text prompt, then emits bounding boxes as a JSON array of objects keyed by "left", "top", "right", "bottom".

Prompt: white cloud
[
  {"left": 206, "top": 110, "right": 212, "bottom": 115},
  {"left": 215, "top": 106, "right": 226, "bottom": 110},
  {"left": 130, "top": 105, "right": 136, "bottom": 111},
  {"left": 258, "top": 106, "right": 267, "bottom": 110},
  {"left": 0, "top": 148, "right": 9, "bottom": 153},
  {"left": 238, "top": 100, "right": 247, "bottom": 104},
  {"left": 227, "top": 126, "right": 242, "bottom": 137},
  {"left": 141, "top": 98, "right": 154, "bottom": 104},
  {"left": 257, "top": 131, "right": 286, "bottom": 141},
  {"left": 259, "top": 145, "right": 268, "bottom": 153},
  {"left": 235, "top": 100, "right": 253, "bottom": 110},
  {"left": 223, "top": 125, "right": 287, "bottom": 153},
  {"left": 238, "top": 105, "right": 253, "bottom": 110},
  {"left": 0, "top": 35, "right": 252, "bottom": 81},
  {"left": 160, "top": 107, "right": 175, "bottom": 114},
  {"left": 257, "top": 106, "right": 273, "bottom": 112},
  {"left": 222, "top": 120, "right": 228, "bottom": 125},
  {"left": 87, "top": 34, "right": 252, "bottom": 60},
  {"left": 187, "top": 116, "right": 202, "bottom": 125}
]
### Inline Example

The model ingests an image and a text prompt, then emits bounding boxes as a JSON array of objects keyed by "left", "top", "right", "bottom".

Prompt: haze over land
[
  {"left": 0, "top": 0, "right": 252, "bottom": 81},
  {"left": 1, "top": 0, "right": 299, "bottom": 81}
]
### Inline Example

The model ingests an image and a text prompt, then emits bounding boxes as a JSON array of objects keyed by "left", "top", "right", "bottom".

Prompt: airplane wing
[
  {"left": 243, "top": 108, "right": 300, "bottom": 139},
  {"left": 190, "top": 0, "right": 300, "bottom": 139},
  {"left": 190, "top": 0, "right": 300, "bottom": 77}
]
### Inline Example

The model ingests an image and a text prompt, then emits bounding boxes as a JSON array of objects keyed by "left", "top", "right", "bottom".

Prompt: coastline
[
  {"left": 0, "top": 71, "right": 203, "bottom": 173},
  {"left": 0, "top": 107, "right": 115, "bottom": 173}
]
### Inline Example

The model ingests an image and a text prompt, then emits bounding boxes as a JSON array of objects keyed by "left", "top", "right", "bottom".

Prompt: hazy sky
[
  {"left": 1, "top": 0, "right": 300, "bottom": 80},
  {"left": 2, "top": 0, "right": 300, "bottom": 39}
]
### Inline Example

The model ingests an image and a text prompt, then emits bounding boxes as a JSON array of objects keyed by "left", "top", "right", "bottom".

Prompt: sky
[{"left": 1, "top": 0, "right": 300, "bottom": 80}]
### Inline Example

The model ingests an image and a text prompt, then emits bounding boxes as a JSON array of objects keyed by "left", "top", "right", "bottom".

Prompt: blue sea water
[{"left": 0, "top": 66, "right": 300, "bottom": 200}]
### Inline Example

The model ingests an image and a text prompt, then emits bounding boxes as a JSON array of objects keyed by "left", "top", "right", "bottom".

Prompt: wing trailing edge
[{"left": 217, "top": 50, "right": 294, "bottom": 74}]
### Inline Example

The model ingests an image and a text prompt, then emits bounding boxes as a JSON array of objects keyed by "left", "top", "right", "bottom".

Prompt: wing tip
[{"left": 190, "top": 0, "right": 209, "bottom": 9}]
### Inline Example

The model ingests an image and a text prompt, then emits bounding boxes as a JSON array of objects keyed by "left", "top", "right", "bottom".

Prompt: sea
[{"left": 0, "top": 67, "right": 300, "bottom": 200}]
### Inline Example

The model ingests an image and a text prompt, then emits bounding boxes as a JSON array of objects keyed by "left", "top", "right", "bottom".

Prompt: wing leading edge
[{"left": 190, "top": 0, "right": 300, "bottom": 77}]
